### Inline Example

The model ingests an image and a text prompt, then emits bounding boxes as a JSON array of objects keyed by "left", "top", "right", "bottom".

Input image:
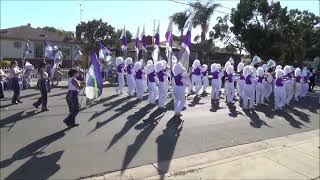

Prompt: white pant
[
  {"left": 136, "top": 79, "right": 144, "bottom": 99},
  {"left": 302, "top": 83, "right": 308, "bottom": 97},
  {"left": 274, "top": 86, "right": 286, "bottom": 109},
  {"left": 264, "top": 83, "right": 272, "bottom": 100},
  {"left": 192, "top": 75, "right": 202, "bottom": 95},
  {"left": 237, "top": 80, "right": 244, "bottom": 99},
  {"left": 148, "top": 82, "right": 158, "bottom": 103},
  {"left": 225, "top": 82, "right": 235, "bottom": 103},
  {"left": 117, "top": 73, "right": 125, "bottom": 93},
  {"left": 158, "top": 82, "right": 168, "bottom": 108},
  {"left": 173, "top": 85, "right": 186, "bottom": 114},
  {"left": 255, "top": 83, "right": 265, "bottom": 105},
  {"left": 285, "top": 83, "right": 293, "bottom": 104},
  {"left": 211, "top": 79, "right": 221, "bottom": 100},
  {"left": 143, "top": 75, "right": 147, "bottom": 91},
  {"left": 202, "top": 76, "right": 209, "bottom": 93},
  {"left": 243, "top": 84, "right": 254, "bottom": 109},
  {"left": 295, "top": 83, "right": 302, "bottom": 101},
  {"left": 127, "top": 74, "right": 136, "bottom": 96}
]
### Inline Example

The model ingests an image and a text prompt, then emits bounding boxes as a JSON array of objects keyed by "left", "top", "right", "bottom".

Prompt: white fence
[{"left": 0, "top": 67, "right": 94, "bottom": 80}]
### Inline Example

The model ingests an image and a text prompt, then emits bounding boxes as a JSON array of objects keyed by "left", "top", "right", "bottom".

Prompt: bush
[{"left": 0, "top": 60, "right": 12, "bottom": 67}]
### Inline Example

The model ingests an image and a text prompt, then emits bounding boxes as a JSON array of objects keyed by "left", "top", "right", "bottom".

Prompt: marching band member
[
  {"left": 225, "top": 64, "right": 236, "bottom": 103},
  {"left": 172, "top": 62, "right": 187, "bottom": 116},
  {"left": 255, "top": 67, "right": 266, "bottom": 105},
  {"left": 155, "top": 61, "right": 170, "bottom": 108},
  {"left": 243, "top": 66, "right": 255, "bottom": 109},
  {"left": 23, "top": 61, "right": 34, "bottom": 89},
  {"left": 301, "top": 67, "right": 309, "bottom": 98},
  {"left": 283, "top": 65, "right": 294, "bottom": 105},
  {"left": 63, "top": 68, "right": 82, "bottom": 127},
  {"left": 211, "top": 63, "right": 224, "bottom": 101},
  {"left": 140, "top": 59, "right": 148, "bottom": 92},
  {"left": 201, "top": 64, "right": 209, "bottom": 94},
  {"left": 191, "top": 60, "right": 202, "bottom": 96},
  {"left": 125, "top": 57, "right": 136, "bottom": 97},
  {"left": 265, "top": 68, "right": 274, "bottom": 102},
  {"left": 33, "top": 62, "right": 49, "bottom": 111},
  {"left": 274, "top": 69, "right": 286, "bottom": 110},
  {"left": 146, "top": 63, "right": 159, "bottom": 104},
  {"left": 115, "top": 57, "right": 125, "bottom": 94},
  {"left": 294, "top": 67, "right": 302, "bottom": 101},
  {"left": 10, "top": 61, "right": 23, "bottom": 104},
  {"left": 0, "top": 69, "right": 6, "bottom": 99},
  {"left": 134, "top": 61, "right": 145, "bottom": 100},
  {"left": 236, "top": 62, "right": 245, "bottom": 100}
]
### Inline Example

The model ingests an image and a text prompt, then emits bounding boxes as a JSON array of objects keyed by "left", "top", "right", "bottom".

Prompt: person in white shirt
[{"left": 10, "top": 61, "right": 23, "bottom": 104}]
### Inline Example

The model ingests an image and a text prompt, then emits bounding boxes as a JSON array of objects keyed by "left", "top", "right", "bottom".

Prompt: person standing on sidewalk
[
  {"left": 10, "top": 61, "right": 23, "bottom": 104},
  {"left": 33, "top": 62, "right": 49, "bottom": 112},
  {"left": 63, "top": 69, "right": 82, "bottom": 127}
]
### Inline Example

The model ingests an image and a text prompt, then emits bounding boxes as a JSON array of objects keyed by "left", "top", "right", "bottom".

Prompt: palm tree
[
  {"left": 192, "top": 1, "right": 220, "bottom": 43},
  {"left": 172, "top": 11, "right": 189, "bottom": 39}
]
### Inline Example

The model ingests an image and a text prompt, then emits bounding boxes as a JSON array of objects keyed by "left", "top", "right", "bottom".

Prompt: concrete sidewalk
[{"left": 83, "top": 130, "right": 319, "bottom": 180}]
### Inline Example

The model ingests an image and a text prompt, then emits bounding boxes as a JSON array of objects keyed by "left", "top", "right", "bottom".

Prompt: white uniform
[
  {"left": 125, "top": 58, "right": 136, "bottom": 96},
  {"left": 146, "top": 64, "right": 159, "bottom": 104},
  {"left": 172, "top": 63, "right": 187, "bottom": 115},
  {"left": 191, "top": 60, "right": 202, "bottom": 96},
  {"left": 210, "top": 64, "right": 224, "bottom": 100},
  {"left": 236, "top": 62, "right": 245, "bottom": 99},
  {"left": 283, "top": 65, "right": 294, "bottom": 105},
  {"left": 255, "top": 67, "right": 266, "bottom": 105},
  {"left": 274, "top": 69, "right": 286, "bottom": 110},
  {"left": 301, "top": 68, "right": 309, "bottom": 97},
  {"left": 224, "top": 65, "right": 236, "bottom": 103},
  {"left": 243, "top": 66, "right": 255, "bottom": 109},
  {"left": 201, "top": 64, "right": 209, "bottom": 93},
  {"left": 294, "top": 68, "right": 302, "bottom": 101},
  {"left": 116, "top": 57, "right": 125, "bottom": 94},
  {"left": 134, "top": 62, "right": 145, "bottom": 100},
  {"left": 155, "top": 61, "right": 169, "bottom": 108}
]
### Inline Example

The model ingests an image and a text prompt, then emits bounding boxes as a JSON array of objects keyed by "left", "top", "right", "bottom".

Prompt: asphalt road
[{"left": 0, "top": 85, "right": 319, "bottom": 179}]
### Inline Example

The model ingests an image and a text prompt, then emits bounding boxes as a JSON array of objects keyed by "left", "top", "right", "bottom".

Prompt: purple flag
[
  {"left": 141, "top": 25, "right": 147, "bottom": 52},
  {"left": 120, "top": 27, "right": 127, "bottom": 50}
]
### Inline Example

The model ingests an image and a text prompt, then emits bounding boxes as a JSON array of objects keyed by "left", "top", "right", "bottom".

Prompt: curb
[{"left": 81, "top": 130, "right": 319, "bottom": 180}]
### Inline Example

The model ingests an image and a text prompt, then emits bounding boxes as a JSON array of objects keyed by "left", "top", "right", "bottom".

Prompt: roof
[{"left": 0, "top": 25, "right": 75, "bottom": 43}]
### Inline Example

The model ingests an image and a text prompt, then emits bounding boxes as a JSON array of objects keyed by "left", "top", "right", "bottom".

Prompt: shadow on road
[
  {"left": 4, "top": 151, "right": 64, "bottom": 180},
  {"left": 88, "top": 95, "right": 131, "bottom": 121},
  {"left": 0, "top": 128, "right": 70, "bottom": 169},
  {"left": 106, "top": 103, "right": 156, "bottom": 150},
  {"left": 243, "top": 109, "right": 271, "bottom": 128},
  {"left": 88, "top": 97, "right": 147, "bottom": 134},
  {"left": 120, "top": 108, "right": 166, "bottom": 174},
  {"left": 156, "top": 115, "right": 183, "bottom": 180},
  {"left": 275, "top": 110, "right": 309, "bottom": 128},
  {"left": 0, "top": 110, "right": 40, "bottom": 131}
]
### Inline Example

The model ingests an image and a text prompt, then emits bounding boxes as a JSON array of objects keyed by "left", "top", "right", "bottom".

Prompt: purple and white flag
[
  {"left": 135, "top": 26, "right": 140, "bottom": 54},
  {"left": 120, "top": 26, "right": 127, "bottom": 50},
  {"left": 44, "top": 40, "right": 55, "bottom": 59},
  {"left": 165, "top": 18, "right": 173, "bottom": 52},
  {"left": 73, "top": 45, "right": 82, "bottom": 61},
  {"left": 98, "top": 42, "right": 111, "bottom": 62},
  {"left": 152, "top": 23, "right": 160, "bottom": 63},
  {"left": 178, "top": 17, "right": 192, "bottom": 69},
  {"left": 141, "top": 25, "right": 147, "bottom": 52}
]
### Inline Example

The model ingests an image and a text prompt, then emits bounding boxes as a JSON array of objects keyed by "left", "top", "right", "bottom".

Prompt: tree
[
  {"left": 172, "top": 11, "right": 189, "bottom": 38},
  {"left": 76, "top": 19, "right": 116, "bottom": 54},
  {"left": 210, "top": 15, "right": 245, "bottom": 54},
  {"left": 230, "top": 0, "right": 320, "bottom": 64},
  {"left": 42, "top": 26, "right": 74, "bottom": 38},
  {"left": 192, "top": 1, "right": 220, "bottom": 43}
]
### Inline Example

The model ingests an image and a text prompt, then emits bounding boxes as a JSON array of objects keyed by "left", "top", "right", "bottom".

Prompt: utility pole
[{"left": 80, "top": 1, "right": 84, "bottom": 23}]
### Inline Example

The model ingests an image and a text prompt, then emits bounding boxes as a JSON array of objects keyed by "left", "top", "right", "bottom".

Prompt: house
[{"left": 0, "top": 23, "right": 78, "bottom": 68}]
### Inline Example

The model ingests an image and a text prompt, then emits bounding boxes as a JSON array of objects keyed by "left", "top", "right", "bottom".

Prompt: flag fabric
[
  {"left": 98, "top": 42, "right": 112, "bottom": 62},
  {"left": 141, "top": 25, "right": 147, "bottom": 52},
  {"left": 152, "top": 23, "right": 160, "bottom": 63},
  {"left": 23, "top": 40, "right": 32, "bottom": 57},
  {"left": 73, "top": 45, "right": 82, "bottom": 61},
  {"left": 85, "top": 52, "right": 103, "bottom": 99},
  {"left": 120, "top": 26, "right": 127, "bottom": 50},
  {"left": 44, "top": 40, "right": 55, "bottom": 59},
  {"left": 165, "top": 18, "right": 173, "bottom": 52},
  {"left": 177, "top": 17, "right": 192, "bottom": 70},
  {"left": 135, "top": 26, "right": 140, "bottom": 55}
]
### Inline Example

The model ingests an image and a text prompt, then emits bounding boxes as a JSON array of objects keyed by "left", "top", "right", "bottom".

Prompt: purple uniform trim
[
  {"left": 174, "top": 74, "right": 183, "bottom": 86},
  {"left": 157, "top": 70, "right": 165, "bottom": 82},
  {"left": 192, "top": 67, "right": 201, "bottom": 76},
  {"left": 135, "top": 69, "right": 143, "bottom": 79},
  {"left": 148, "top": 71, "right": 156, "bottom": 82},
  {"left": 126, "top": 64, "right": 133, "bottom": 74},
  {"left": 245, "top": 75, "right": 252, "bottom": 85},
  {"left": 211, "top": 71, "right": 220, "bottom": 79},
  {"left": 225, "top": 74, "right": 233, "bottom": 83},
  {"left": 117, "top": 64, "right": 124, "bottom": 73},
  {"left": 275, "top": 78, "right": 284, "bottom": 87}
]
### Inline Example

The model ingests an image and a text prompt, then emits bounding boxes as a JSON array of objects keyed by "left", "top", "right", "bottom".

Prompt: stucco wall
[{"left": 0, "top": 39, "right": 35, "bottom": 59}]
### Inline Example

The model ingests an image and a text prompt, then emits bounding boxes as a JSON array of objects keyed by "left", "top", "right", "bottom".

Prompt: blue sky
[{"left": 1, "top": 0, "right": 319, "bottom": 45}]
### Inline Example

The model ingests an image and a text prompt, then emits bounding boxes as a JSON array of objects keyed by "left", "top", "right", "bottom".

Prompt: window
[
  {"left": 62, "top": 45, "right": 71, "bottom": 60},
  {"left": 34, "top": 42, "right": 43, "bottom": 58}
]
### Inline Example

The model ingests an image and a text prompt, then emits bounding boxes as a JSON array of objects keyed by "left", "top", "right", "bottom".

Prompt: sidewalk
[{"left": 83, "top": 130, "right": 319, "bottom": 180}]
